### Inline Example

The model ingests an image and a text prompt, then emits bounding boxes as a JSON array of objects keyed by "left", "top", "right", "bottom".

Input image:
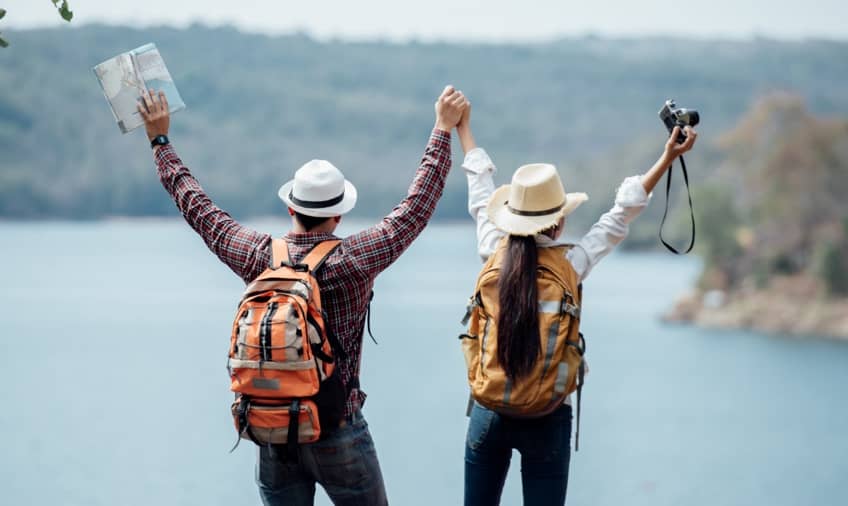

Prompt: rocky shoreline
[{"left": 662, "top": 275, "right": 848, "bottom": 340}]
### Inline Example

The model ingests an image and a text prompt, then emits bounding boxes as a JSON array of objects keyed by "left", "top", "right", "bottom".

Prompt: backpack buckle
[
  {"left": 559, "top": 297, "right": 581, "bottom": 319},
  {"left": 461, "top": 294, "right": 481, "bottom": 326},
  {"left": 280, "top": 262, "right": 309, "bottom": 272}
]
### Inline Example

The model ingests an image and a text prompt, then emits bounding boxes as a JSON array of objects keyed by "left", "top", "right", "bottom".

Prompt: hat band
[
  {"left": 507, "top": 201, "right": 564, "bottom": 217},
  {"left": 289, "top": 190, "right": 345, "bottom": 209}
]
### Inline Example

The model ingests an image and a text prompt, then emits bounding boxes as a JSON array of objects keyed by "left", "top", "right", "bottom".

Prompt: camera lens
[
  {"left": 679, "top": 109, "right": 700, "bottom": 127},
  {"left": 688, "top": 110, "right": 700, "bottom": 127}
]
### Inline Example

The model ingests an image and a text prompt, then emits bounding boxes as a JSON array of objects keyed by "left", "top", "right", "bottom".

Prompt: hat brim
[
  {"left": 278, "top": 180, "right": 358, "bottom": 218},
  {"left": 487, "top": 185, "right": 588, "bottom": 237}
]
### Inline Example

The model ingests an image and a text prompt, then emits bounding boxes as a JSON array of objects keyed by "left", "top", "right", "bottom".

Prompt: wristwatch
[{"left": 150, "top": 134, "right": 170, "bottom": 149}]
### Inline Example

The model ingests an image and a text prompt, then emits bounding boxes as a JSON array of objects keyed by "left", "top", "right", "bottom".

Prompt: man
[{"left": 138, "top": 85, "right": 468, "bottom": 505}]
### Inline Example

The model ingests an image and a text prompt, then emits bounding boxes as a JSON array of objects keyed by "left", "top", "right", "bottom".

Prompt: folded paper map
[{"left": 93, "top": 43, "right": 185, "bottom": 134}]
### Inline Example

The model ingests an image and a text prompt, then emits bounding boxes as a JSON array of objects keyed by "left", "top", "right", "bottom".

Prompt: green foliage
[
  {"left": 51, "top": 0, "right": 73, "bottom": 22},
  {"left": 814, "top": 240, "right": 848, "bottom": 296},
  {"left": 815, "top": 216, "right": 848, "bottom": 295},
  {"left": 693, "top": 184, "right": 742, "bottom": 272},
  {"left": 0, "top": 8, "right": 6, "bottom": 47},
  {"left": 0, "top": 2, "right": 72, "bottom": 48},
  {"left": 772, "top": 254, "right": 800, "bottom": 275},
  {"left": 752, "top": 260, "right": 771, "bottom": 289}
]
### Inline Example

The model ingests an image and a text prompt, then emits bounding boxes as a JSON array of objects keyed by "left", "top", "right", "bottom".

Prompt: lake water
[{"left": 2, "top": 221, "right": 847, "bottom": 506}]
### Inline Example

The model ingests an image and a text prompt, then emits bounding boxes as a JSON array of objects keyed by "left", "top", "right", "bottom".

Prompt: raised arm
[
  {"left": 458, "top": 103, "right": 506, "bottom": 261},
  {"left": 640, "top": 126, "right": 698, "bottom": 193},
  {"left": 345, "top": 86, "right": 467, "bottom": 277},
  {"left": 138, "top": 89, "right": 270, "bottom": 283},
  {"left": 567, "top": 125, "right": 699, "bottom": 280}
]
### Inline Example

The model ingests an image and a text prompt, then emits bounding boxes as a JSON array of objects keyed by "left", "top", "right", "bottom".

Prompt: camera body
[{"left": 659, "top": 99, "right": 700, "bottom": 143}]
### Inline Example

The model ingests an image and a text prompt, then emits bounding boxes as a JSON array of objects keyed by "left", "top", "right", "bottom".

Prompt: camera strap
[{"left": 659, "top": 155, "right": 695, "bottom": 254}]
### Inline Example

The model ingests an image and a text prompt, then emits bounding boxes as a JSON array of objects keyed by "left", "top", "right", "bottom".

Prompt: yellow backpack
[{"left": 460, "top": 239, "right": 587, "bottom": 445}]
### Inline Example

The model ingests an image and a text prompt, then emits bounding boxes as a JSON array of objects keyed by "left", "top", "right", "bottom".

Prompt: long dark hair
[{"left": 497, "top": 235, "right": 540, "bottom": 381}]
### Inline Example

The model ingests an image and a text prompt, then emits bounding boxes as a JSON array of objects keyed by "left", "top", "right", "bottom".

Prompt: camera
[{"left": 659, "top": 99, "right": 699, "bottom": 143}]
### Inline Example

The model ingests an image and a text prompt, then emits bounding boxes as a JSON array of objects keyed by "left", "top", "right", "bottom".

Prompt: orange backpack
[
  {"left": 460, "top": 240, "right": 587, "bottom": 446},
  {"left": 228, "top": 239, "right": 346, "bottom": 453}
]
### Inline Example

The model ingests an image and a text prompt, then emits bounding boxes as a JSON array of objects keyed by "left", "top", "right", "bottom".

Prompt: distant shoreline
[{"left": 664, "top": 277, "right": 848, "bottom": 342}]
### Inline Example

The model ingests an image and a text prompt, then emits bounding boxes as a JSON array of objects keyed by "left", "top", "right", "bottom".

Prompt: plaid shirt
[{"left": 154, "top": 129, "right": 452, "bottom": 417}]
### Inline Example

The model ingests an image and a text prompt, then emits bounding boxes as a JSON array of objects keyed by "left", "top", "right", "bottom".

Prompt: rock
[
  {"left": 661, "top": 291, "right": 702, "bottom": 323},
  {"left": 664, "top": 279, "right": 848, "bottom": 340}
]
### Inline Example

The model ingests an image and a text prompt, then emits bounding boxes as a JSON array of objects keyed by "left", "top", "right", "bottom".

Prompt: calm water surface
[{"left": 1, "top": 221, "right": 846, "bottom": 506}]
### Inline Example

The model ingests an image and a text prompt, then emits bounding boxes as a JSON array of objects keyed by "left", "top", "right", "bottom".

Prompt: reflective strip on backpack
[
  {"left": 554, "top": 362, "right": 570, "bottom": 394},
  {"left": 540, "top": 316, "right": 562, "bottom": 379},
  {"left": 538, "top": 300, "right": 561, "bottom": 314},
  {"left": 479, "top": 318, "right": 491, "bottom": 375},
  {"left": 539, "top": 299, "right": 580, "bottom": 319},
  {"left": 228, "top": 358, "right": 315, "bottom": 371}
]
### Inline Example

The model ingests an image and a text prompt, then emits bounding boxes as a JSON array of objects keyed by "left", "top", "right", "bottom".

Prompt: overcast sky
[{"left": 4, "top": 0, "right": 847, "bottom": 41}]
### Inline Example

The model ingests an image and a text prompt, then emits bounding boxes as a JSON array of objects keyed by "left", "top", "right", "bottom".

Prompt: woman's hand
[
  {"left": 457, "top": 100, "right": 477, "bottom": 153},
  {"left": 137, "top": 88, "right": 170, "bottom": 142},
  {"left": 662, "top": 125, "right": 698, "bottom": 162},
  {"left": 641, "top": 125, "right": 699, "bottom": 194}
]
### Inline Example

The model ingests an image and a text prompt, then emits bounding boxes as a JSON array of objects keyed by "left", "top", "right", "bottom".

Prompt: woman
[{"left": 457, "top": 105, "right": 697, "bottom": 506}]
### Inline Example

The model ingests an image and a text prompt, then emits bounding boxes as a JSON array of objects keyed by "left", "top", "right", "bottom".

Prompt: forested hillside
[{"left": 2, "top": 25, "right": 847, "bottom": 240}]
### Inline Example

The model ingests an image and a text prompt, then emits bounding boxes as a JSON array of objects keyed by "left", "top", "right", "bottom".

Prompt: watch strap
[{"left": 150, "top": 134, "right": 170, "bottom": 149}]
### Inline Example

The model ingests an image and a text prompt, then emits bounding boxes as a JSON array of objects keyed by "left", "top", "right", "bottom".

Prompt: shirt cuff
[
  {"left": 462, "top": 147, "right": 496, "bottom": 175},
  {"left": 432, "top": 128, "right": 452, "bottom": 144},
  {"left": 615, "top": 175, "right": 651, "bottom": 208},
  {"left": 428, "top": 128, "right": 452, "bottom": 160}
]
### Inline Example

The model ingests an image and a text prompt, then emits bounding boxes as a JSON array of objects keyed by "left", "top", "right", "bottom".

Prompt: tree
[{"left": 0, "top": 1, "right": 73, "bottom": 48}]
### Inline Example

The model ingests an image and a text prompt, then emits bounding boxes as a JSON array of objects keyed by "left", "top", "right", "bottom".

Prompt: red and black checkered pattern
[{"left": 154, "top": 129, "right": 452, "bottom": 416}]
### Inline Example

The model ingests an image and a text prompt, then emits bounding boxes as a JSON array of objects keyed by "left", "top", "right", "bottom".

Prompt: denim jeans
[
  {"left": 464, "top": 402, "right": 573, "bottom": 506},
  {"left": 256, "top": 409, "right": 388, "bottom": 506}
]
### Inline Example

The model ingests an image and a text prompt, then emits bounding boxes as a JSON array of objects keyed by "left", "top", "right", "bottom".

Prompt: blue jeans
[
  {"left": 464, "top": 402, "right": 572, "bottom": 506},
  {"left": 256, "top": 409, "right": 388, "bottom": 506}
]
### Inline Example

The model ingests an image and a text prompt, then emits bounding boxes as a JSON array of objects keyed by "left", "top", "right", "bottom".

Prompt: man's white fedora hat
[
  {"left": 487, "top": 163, "right": 588, "bottom": 236},
  {"left": 278, "top": 160, "right": 358, "bottom": 218}
]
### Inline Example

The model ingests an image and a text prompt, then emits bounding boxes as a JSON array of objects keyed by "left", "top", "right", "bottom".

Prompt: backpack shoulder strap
[
  {"left": 538, "top": 246, "right": 579, "bottom": 286},
  {"left": 302, "top": 240, "right": 342, "bottom": 272},
  {"left": 477, "top": 236, "right": 509, "bottom": 276},
  {"left": 269, "top": 238, "right": 290, "bottom": 269}
]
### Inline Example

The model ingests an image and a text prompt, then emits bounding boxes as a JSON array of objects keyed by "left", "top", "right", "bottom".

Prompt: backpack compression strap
[{"left": 287, "top": 399, "right": 301, "bottom": 461}]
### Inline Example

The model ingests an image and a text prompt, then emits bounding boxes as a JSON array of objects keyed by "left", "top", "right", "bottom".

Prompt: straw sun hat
[
  {"left": 487, "top": 163, "right": 588, "bottom": 236},
  {"left": 278, "top": 160, "right": 358, "bottom": 218}
]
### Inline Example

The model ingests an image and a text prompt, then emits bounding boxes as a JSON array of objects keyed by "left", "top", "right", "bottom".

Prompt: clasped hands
[{"left": 434, "top": 85, "right": 470, "bottom": 132}]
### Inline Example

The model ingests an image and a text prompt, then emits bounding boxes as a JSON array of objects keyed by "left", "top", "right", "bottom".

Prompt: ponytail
[{"left": 496, "top": 235, "right": 540, "bottom": 381}]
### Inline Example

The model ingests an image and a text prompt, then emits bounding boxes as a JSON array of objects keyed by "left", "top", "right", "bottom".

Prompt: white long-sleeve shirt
[{"left": 463, "top": 147, "right": 651, "bottom": 280}]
